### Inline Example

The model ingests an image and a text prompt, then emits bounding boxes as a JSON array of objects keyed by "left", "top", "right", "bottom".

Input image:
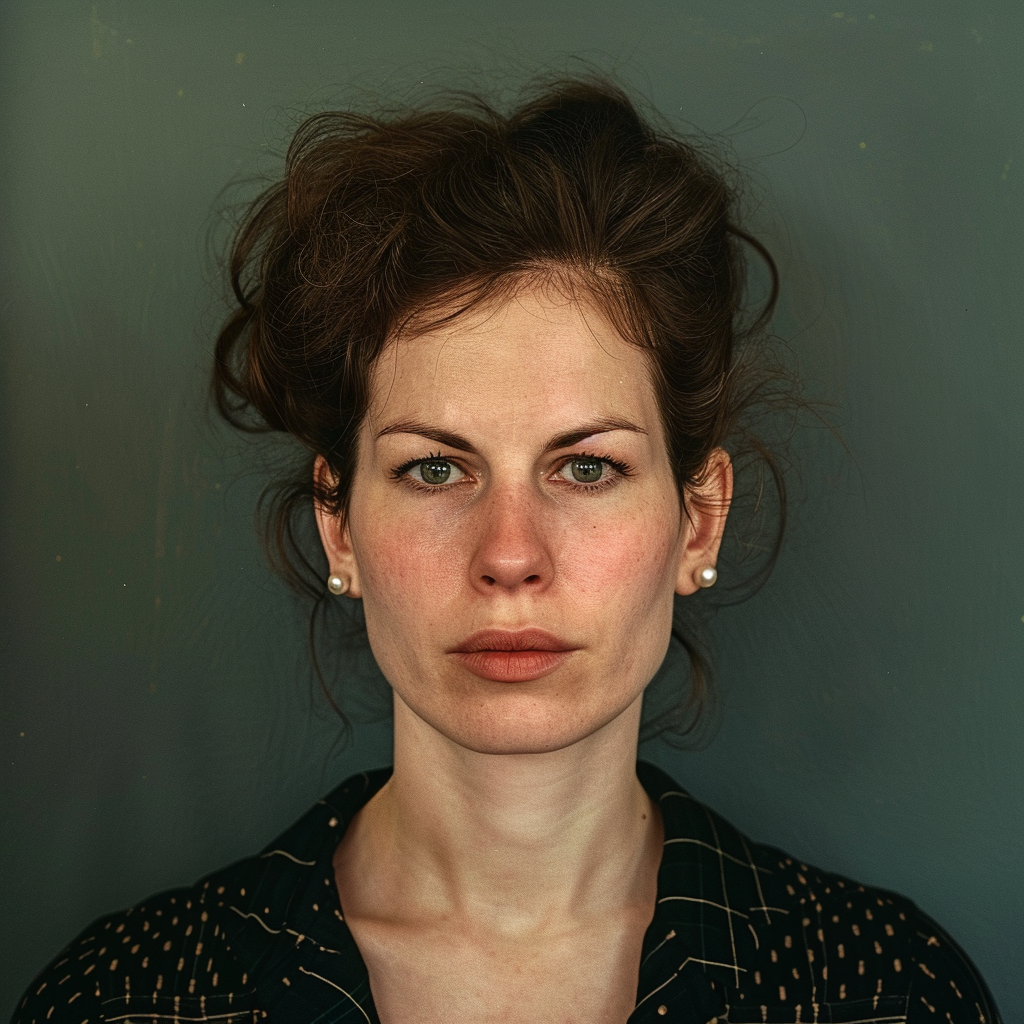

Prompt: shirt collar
[
  {"left": 636, "top": 760, "right": 764, "bottom": 993},
  {"left": 216, "top": 769, "right": 391, "bottom": 1022}
]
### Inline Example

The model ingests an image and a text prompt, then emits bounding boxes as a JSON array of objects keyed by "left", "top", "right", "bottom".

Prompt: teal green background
[{"left": 2, "top": 1, "right": 1021, "bottom": 1019}]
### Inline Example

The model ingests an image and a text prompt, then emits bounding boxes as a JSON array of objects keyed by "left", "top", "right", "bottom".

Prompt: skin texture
[{"left": 315, "top": 281, "right": 732, "bottom": 1023}]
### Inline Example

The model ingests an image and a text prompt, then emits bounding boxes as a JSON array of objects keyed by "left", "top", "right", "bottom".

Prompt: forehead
[{"left": 366, "top": 285, "right": 660, "bottom": 438}]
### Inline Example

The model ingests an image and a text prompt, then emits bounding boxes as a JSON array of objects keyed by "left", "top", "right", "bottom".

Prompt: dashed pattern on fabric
[{"left": 13, "top": 764, "right": 1001, "bottom": 1023}]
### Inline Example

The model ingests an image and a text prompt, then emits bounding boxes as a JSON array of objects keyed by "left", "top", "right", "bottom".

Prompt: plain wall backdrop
[{"left": 2, "top": 1, "right": 1021, "bottom": 1019}]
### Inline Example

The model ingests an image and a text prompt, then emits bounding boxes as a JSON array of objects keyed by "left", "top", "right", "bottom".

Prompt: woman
[{"left": 14, "top": 78, "right": 1000, "bottom": 1024}]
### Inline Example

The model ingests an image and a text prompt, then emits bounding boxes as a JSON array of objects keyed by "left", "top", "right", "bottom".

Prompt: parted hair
[{"left": 212, "top": 75, "right": 791, "bottom": 742}]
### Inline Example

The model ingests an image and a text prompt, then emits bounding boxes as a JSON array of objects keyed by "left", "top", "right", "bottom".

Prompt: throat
[{"left": 333, "top": 755, "right": 664, "bottom": 936}]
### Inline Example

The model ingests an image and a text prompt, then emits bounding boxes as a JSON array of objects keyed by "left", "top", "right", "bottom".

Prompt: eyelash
[
  {"left": 561, "top": 451, "right": 632, "bottom": 492},
  {"left": 390, "top": 451, "right": 455, "bottom": 490},
  {"left": 390, "top": 451, "right": 632, "bottom": 493}
]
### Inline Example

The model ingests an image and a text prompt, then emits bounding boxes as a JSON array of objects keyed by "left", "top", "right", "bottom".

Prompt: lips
[
  {"left": 451, "top": 628, "right": 574, "bottom": 654},
  {"left": 449, "top": 629, "right": 577, "bottom": 682}
]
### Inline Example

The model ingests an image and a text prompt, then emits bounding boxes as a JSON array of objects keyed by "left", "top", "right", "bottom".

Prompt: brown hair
[{"left": 212, "top": 76, "right": 791, "bottom": 743}]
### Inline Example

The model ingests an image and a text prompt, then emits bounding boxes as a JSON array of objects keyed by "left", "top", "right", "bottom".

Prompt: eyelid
[
  {"left": 391, "top": 452, "right": 471, "bottom": 488},
  {"left": 551, "top": 451, "right": 632, "bottom": 487},
  {"left": 412, "top": 459, "right": 467, "bottom": 485},
  {"left": 557, "top": 450, "right": 632, "bottom": 472}
]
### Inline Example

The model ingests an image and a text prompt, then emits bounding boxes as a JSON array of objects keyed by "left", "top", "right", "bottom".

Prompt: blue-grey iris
[
  {"left": 570, "top": 458, "right": 603, "bottom": 483},
  {"left": 421, "top": 460, "right": 452, "bottom": 485}
]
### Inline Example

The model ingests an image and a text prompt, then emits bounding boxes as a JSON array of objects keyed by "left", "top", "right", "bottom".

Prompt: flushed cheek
[
  {"left": 558, "top": 512, "right": 679, "bottom": 597},
  {"left": 562, "top": 515, "right": 680, "bottom": 663},
  {"left": 351, "top": 509, "right": 468, "bottom": 627}
]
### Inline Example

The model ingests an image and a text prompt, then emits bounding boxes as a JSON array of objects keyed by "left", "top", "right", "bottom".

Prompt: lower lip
[{"left": 452, "top": 650, "right": 572, "bottom": 682}]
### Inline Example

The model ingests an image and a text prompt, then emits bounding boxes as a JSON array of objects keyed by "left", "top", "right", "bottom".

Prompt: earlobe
[
  {"left": 313, "top": 455, "right": 362, "bottom": 598},
  {"left": 675, "top": 448, "right": 734, "bottom": 596}
]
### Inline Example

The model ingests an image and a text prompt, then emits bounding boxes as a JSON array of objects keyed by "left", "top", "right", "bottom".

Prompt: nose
[{"left": 468, "top": 485, "right": 554, "bottom": 593}]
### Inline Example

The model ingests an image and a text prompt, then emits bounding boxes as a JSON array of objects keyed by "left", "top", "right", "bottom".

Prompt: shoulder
[
  {"left": 11, "top": 875, "right": 260, "bottom": 1024},
  {"left": 732, "top": 838, "right": 1003, "bottom": 1023},
  {"left": 636, "top": 762, "right": 1001, "bottom": 1023},
  {"left": 11, "top": 770, "right": 388, "bottom": 1024}
]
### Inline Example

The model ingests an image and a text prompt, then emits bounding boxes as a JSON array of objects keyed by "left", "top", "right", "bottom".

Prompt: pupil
[
  {"left": 571, "top": 459, "right": 603, "bottom": 483},
  {"left": 421, "top": 460, "right": 451, "bottom": 484}
]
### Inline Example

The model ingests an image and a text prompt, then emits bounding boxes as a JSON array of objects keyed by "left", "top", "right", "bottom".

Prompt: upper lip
[{"left": 450, "top": 628, "right": 576, "bottom": 653}]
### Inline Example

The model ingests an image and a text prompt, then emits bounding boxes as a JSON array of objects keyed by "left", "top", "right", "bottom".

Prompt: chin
[
  {"left": 424, "top": 690, "right": 635, "bottom": 756},
  {"left": 448, "top": 726, "right": 591, "bottom": 757}
]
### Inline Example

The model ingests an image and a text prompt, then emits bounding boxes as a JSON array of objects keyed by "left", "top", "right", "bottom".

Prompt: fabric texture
[{"left": 13, "top": 762, "right": 1001, "bottom": 1023}]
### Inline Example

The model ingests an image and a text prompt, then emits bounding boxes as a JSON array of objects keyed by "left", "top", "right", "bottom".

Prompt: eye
[
  {"left": 408, "top": 457, "right": 465, "bottom": 486},
  {"left": 557, "top": 457, "right": 606, "bottom": 485}
]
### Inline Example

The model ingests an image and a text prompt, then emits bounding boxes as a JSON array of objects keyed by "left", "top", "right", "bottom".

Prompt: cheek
[
  {"left": 563, "top": 501, "right": 682, "bottom": 677},
  {"left": 349, "top": 497, "right": 466, "bottom": 624},
  {"left": 562, "top": 503, "right": 681, "bottom": 600}
]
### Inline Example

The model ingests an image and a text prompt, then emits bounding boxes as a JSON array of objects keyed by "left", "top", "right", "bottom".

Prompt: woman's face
[{"left": 316, "top": 283, "right": 730, "bottom": 755}]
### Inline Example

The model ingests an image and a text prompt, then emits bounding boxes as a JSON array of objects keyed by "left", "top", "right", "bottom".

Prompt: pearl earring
[
  {"left": 327, "top": 574, "right": 350, "bottom": 595},
  {"left": 695, "top": 565, "right": 718, "bottom": 589}
]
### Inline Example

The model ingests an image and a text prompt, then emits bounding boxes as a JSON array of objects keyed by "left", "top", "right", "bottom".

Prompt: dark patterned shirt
[{"left": 14, "top": 762, "right": 1001, "bottom": 1023}]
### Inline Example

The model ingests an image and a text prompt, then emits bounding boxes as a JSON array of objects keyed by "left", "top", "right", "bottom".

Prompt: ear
[
  {"left": 675, "top": 448, "right": 734, "bottom": 596},
  {"left": 313, "top": 455, "right": 362, "bottom": 599}
]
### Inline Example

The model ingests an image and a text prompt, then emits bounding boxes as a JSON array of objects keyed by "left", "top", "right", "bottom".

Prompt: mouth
[{"left": 449, "top": 629, "right": 578, "bottom": 682}]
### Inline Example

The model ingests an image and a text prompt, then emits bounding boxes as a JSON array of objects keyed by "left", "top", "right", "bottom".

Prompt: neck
[{"left": 340, "top": 693, "right": 662, "bottom": 935}]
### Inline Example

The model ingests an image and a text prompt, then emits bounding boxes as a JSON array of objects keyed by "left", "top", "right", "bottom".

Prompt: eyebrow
[{"left": 374, "top": 417, "right": 648, "bottom": 454}]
